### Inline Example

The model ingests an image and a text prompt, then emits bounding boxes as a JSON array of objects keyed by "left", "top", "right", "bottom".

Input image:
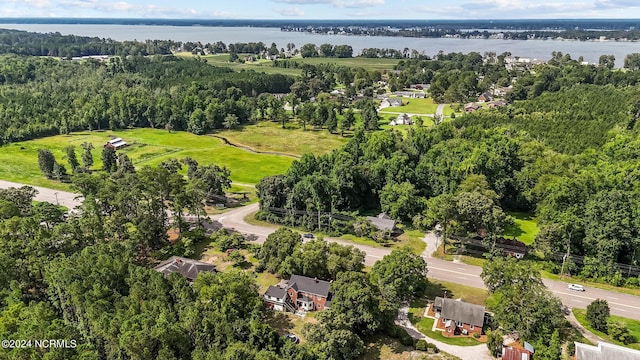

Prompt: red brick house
[
  {"left": 263, "top": 275, "right": 331, "bottom": 313},
  {"left": 432, "top": 297, "right": 485, "bottom": 337}
]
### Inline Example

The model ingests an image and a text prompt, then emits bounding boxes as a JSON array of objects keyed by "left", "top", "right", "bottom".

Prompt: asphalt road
[
  {"left": 3, "top": 181, "right": 640, "bottom": 321},
  {"left": 213, "top": 203, "right": 640, "bottom": 321},
  {"left": 0, "top": 180, "right": 82, "bottom": 209}
]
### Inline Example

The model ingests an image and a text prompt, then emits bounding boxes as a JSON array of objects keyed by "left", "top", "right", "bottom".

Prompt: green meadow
[
  {"left": 502, "top": 211, "right": 540, "bottom": 245},
  {"left": 0, "top": 128, "right": 295, "bottom": 190},
  {"left": 174, "top": 52, "right": 401, "bottom": 74}
]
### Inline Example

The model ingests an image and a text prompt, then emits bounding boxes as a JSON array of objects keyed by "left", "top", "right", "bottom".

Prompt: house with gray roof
[
  {"left": 366, "top": 213, "right": 396, "bottom": 233},
  {"left": 153, "top": 256, "right": 216, "bottom": 282},
  {"left": 433, "top": 297, "right": 486, "bottom": 337},
  {"left": 380, "top": 98, "right": 404, "bottom": 108},
  {"left": 263, "top": 275, "right": 331, "bottom": 313},
  {"left": 574, "top": 341, "right": 640, "bottom": 360}
]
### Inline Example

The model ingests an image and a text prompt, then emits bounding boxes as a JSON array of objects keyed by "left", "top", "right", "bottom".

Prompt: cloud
[
  {"left": 54, "top": 0, "right": 234, "bottom": 18},
  {"left": 595, "top": 0, "right": 640, "bottom": 9},
  {"left": 411, "top": 0, "right": 597, "bottom": 19},
  {"left": 273, "top": 0, "right": 383, "bottom": 9},
  {"left": 276, "top": 6, "right": 305, "bottom": 16}
]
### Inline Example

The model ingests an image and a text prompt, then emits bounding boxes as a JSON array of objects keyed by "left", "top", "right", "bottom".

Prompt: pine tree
[
  {"left": 37, "top": 149, "right": 56, "bottom": 178},
  {"left": 101, "top": 147, "right": 117, "bottom": 172},
  {"left": 80, "top": 142, "right": 94, "bottom": 170}
]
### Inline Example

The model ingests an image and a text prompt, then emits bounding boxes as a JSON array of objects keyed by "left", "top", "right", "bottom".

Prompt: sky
[{"left": 1, "top": 0, "right": 640, "bottom": 19}]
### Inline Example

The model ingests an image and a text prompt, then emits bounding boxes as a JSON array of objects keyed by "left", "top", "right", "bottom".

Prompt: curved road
[
  {"left": 214, "top": 203, "right": 640, "bottom": 321},
  {"left": 5, "top": 181, "right": 640, "bottom": 321}
]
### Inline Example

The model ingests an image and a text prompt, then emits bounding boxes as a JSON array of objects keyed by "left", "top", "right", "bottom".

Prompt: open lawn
[
  {"left": 573, "top": 309, "right": 640, "bottom": 350},
  {"left": 216, "top": 121, "right": 348, "bottom": 156},
  {"left": 0, "top": 128, "right": 295, "bottom": 189},
  {"left": 421, "top": 280, "right": 489, "bottom": 307},
  {"left": 175, "top": 52, "right": 401, "bottom": 74},
  {"left": 385, "top": 98, "right": 441, "bottom": 115},
  {"left": 502, "top": 212, "right": 539, "bottom": 245},
  {"left": 175, "top": 52, "right": 302, "bottom": 76}
]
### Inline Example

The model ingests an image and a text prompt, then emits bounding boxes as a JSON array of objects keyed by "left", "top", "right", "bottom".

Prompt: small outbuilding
[{"left": 104, "top": 137, "right": 128, "bottom": 150}]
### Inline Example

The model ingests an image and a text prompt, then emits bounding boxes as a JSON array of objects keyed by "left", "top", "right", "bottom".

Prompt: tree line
[{"left": 0, "top": 54, "right": 293, "bottom": 144}]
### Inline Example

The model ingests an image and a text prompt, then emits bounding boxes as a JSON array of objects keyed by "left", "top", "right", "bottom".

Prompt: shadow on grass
[
  {"left": 423, "top": 281, "right": 453, "bottom": 300},
  {"left": 360, "top": 334, "right": 411, "bottom": 360},
  {"left": 265, "top": 311, "right": 295, "bottom": 335},
  {"left": 502, "top": 222, "right": 525, "bottom": 238}
]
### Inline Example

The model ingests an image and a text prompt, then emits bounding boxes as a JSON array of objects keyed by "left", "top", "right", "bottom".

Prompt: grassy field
[
  {"left": 0, "top": 129, "right": 293, "bottom": 188},
  {"left": 502, "top": 212, "right": 539, "bottom": 245},
  {"left": 216, "top": 121, "right": 348, "bottom": 156},
  {"left": 573, "top": 309, "right": 640, "bottom": 350},
  {"left": 385, "top": 98, "right": 441, "bottom": 115},
  {"left": 175, "top": 52, "right": 401, "bottom": 74}
]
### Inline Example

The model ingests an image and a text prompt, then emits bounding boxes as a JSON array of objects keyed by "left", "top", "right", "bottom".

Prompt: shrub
[
  {"left": 415, "top": 339, "right": 428, "bottom": 351},
  {"left": 473, "top": 332, "right": 481, "bottom": 339},
  {"left": 386, "top": 325, "right": 400, "bottom": 339},
  {"left": 399, "top": 333, "right": 415, "bottom": 346},
  {"left": 426, "top": 343, "right": 439, "bottom": 353},
  {"left": 608, "top": 321, "right": 637, "bottom": 345},
  {"left": 586, "top": 299, "right": 610, "bottom": 333}
]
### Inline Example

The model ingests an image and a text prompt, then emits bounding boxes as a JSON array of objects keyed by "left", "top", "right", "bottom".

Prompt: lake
[{"left": 2, "top": 23, "right": 640, "bottom": 65}]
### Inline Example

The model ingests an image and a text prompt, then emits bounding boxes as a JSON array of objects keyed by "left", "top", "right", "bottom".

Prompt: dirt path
[
  {"left": 209, "top": 134, "right": 301, "bottom": 159},
  {"left": 396, "top": 304, "right": 492, "bottom": 360}
]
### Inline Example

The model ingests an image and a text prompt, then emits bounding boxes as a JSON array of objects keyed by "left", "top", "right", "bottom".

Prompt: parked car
[
  {"left": 561, "top": 305, "right": 571, "bottom": 315},
  {"left": 284, "top": 334, "right": 299, "bottom": 344},
  {"left": 568, "top": 284, "right": 585, "bottom": 292},
  {"left": 302, "top": 233, "right": 314, "bottom": 239}
]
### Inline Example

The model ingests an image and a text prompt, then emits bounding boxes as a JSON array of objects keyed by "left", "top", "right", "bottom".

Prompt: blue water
[{"left": 1, "top": 23, "right": 639, "bottom": 65}]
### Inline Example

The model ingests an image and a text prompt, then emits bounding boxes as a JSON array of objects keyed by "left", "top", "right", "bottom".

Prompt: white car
[{"left": 568, "top": 284, "right": 585, "bottom": 292}]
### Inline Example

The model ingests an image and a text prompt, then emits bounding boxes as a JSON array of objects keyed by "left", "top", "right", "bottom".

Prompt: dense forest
[
  {"left": 257, "top": 59, "right": 640, "bottom": 286},
  {"left": 0, "top": 54, "right": 293, "bottom": 144},
  {"left": 0, "top": 160, "right": 431, "bottom": 359}
]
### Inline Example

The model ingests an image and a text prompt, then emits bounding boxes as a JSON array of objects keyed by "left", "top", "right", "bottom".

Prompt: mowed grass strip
[
  {"left": 573, "top": 309, "right": 640, "bottom": 350},
  {"left": 0, "top": 128, "right": 294, "bottom": 189}
]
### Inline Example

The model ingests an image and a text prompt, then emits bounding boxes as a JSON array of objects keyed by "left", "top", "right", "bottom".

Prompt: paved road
[
  {"left": 436, "top": 103, "right": 446, "bottom": 118},
  {"left": 0, "top": 180, "right": 82, "bottom": 209},
  {"left": 4, "top": 181, "right": 640, "bottom": 321},
  {"left": 214, "top": 203, "right": 640, "bottom": 321}
]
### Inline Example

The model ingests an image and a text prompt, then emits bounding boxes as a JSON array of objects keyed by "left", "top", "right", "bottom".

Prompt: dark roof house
[
  {"left": 435, "top": 297, "right": 485, "bottom": 328},
  {"left": 154, "top": 256, "right": 216, "bottom": 281},
  {"left": 287, "top": 275, "right": 331, "bottom": 297},
  {"left": 264, "top": 274, "right": 332, "bottom": 313}
]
